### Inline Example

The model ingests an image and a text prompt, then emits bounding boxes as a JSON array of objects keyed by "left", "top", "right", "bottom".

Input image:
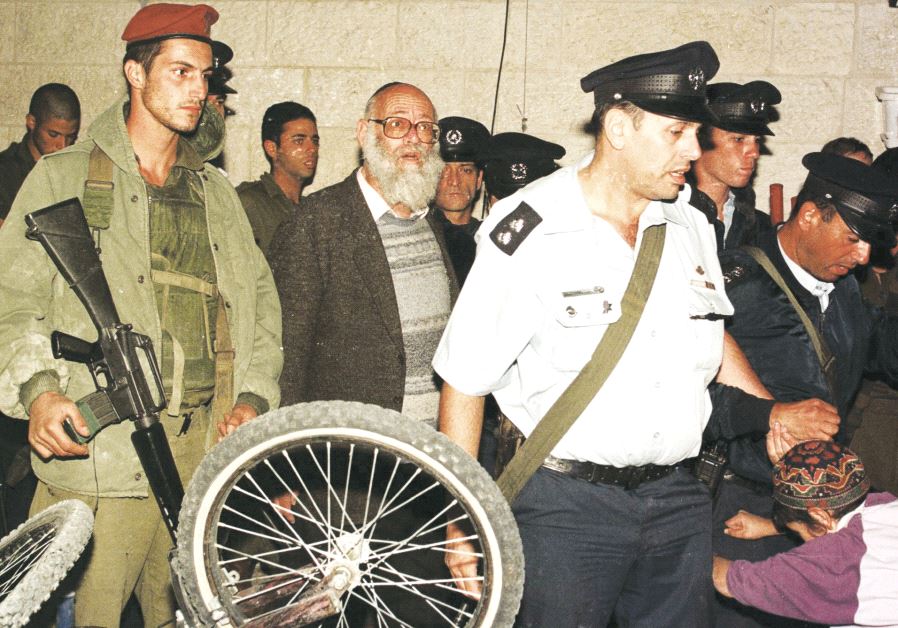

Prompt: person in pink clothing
[{"left": 713, "top": 438, "right": 898, "bottom": 627}]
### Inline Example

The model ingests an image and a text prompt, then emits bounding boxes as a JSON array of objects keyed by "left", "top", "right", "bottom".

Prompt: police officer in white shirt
[{"left": 434, "top": 41, "right": 734, "bottom": 627}]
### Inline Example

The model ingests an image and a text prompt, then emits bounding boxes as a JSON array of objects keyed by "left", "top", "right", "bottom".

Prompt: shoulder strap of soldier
[
  {"left": 82, "top": 143, "right": 115, "bottom": 230},
  {"left": 496, "top": 223, "right": 667, "bottom": 504},
  {"left": 742, "top": 245, "right": 838, "bottom": 401}
]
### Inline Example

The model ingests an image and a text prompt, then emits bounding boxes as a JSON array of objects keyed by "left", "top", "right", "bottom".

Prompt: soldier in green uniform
[
  {"left": 0, "top": 4, "right": 282, "bottom": 626},
  {"left": 237, "top": 101, "right": 319, "bottom": 257}
]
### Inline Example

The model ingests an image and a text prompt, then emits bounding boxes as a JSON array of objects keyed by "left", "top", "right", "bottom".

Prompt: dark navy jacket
[{"left": 714, "top": 229, "right": 898, "bottom": 483}]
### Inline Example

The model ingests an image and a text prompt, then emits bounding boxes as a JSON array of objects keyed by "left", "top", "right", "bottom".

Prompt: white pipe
[{"left": 876, "top": 87, "right": 898, "bottom": 149}]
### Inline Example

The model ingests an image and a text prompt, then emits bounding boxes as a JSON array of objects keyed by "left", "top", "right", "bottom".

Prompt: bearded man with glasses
[
  {"left": 269, "top": 81, "right": 457, "bottom": 427},
  {"left": 267, "top": 81, "right": 458, "bottom": 626}
]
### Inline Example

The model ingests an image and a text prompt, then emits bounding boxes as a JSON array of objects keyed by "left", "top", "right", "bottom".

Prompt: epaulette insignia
[{"left": 490, "top": 201, "right": 542, "bottom": 255}]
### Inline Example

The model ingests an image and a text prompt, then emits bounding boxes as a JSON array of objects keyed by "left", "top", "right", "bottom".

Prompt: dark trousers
[
  {"left": 0, "top": 413, "right": 35, "bottom": 534},
  {"left": 513, "top": 467, "right": 713, "bottom": 628}
]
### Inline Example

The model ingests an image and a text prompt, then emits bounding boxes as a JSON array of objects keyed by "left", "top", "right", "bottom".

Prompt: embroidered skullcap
[{"left": 773, "top": 440, "right": 870, "bottom": 511}]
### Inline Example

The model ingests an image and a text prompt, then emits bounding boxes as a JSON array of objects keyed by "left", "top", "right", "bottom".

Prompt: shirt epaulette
[{"left": 490, "top": 201, "right": 542, "bottom": 256}]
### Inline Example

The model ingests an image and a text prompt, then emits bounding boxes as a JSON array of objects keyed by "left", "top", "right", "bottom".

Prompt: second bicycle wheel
[{"left": 173, "top": 401, "right": 523, "bottom": 627}]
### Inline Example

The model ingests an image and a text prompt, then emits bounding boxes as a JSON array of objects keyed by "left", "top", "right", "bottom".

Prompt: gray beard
[{"left": 362, "top": 127, "right": 444, "bottom": 211}]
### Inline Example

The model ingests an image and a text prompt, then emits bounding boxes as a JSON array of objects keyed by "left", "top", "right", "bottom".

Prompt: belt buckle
[{"left": 625, "top": 466, "right": 647, "bottom": 490}]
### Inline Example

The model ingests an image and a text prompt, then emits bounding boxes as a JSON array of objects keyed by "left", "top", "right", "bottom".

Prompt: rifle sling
[
  {"left": 742, "top": 246, "right": 838, "bottom": 403},
  {"left": 496, "top": 224, "right": 667, "bottom": 503},
  {"left": 83, "top": 145, "right": 115, "bottom": 230}
]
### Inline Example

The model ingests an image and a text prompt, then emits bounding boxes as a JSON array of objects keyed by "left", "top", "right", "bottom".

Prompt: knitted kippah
[{"left": 773, "top": 440, "right": 870, "bottom": 511}]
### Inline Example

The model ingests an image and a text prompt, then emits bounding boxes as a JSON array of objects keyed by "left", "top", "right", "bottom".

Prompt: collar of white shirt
[
  {"left": 538, "top": 152, "right": 691, "bottom": 235},
  {"left": 777, "top": 232, "right": 834, "bottom": 310},
  {"left": 356, "top": 168, "right": 429, "bottom": 221}
]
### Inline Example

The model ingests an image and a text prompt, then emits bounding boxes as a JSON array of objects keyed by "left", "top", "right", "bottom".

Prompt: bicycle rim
[{"left": 174, "top": 401, "right": 523, "bottom": 627}]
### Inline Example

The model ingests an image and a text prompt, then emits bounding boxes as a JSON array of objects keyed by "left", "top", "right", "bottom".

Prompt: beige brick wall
[{"left": 2, "top": 0, "right": 897, "bottom": 217}]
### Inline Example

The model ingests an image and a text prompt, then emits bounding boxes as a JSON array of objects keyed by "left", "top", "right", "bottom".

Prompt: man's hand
[
  {"left": 769, "top": 398, "right": 839, "bottom": 441},
  {"left": 217, "top": 403, "right": 258, "bottom": 442},
  {"left": 712, "top": 555, "right": 733, "bottom": 598},
  {"left": 445, "top": 521, "right": 482, "bottom": 599},
  {"left": 766, "top": 421, "right": 797, "bottom": 464},
  {"left": 28, "top": 391, "right": 90, "bottom": 459},
  {"left": 724, "top": 509, "right": 779, "bottom": 540}
]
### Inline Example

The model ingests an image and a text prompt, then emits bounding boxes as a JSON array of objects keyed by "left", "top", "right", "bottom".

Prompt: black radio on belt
[{"left": 693, "top": 440, "right": 729, "bottom": 498}]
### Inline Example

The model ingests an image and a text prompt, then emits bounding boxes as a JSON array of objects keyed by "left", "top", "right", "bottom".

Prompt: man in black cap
[
  {"left": 435, "top": 116, "right": 489, "bottom": 234},
  {"left": 435, "top": 41, "right": 740, "bottom": 626},
  {"left": 431, "top": 116, "right": 489, "bottom": 285},
  {"left": 237, "top": 101, "right": 319, "bottom": 257},
  {"left": 715, "top": 152, "right": 898, "bottom": 626},
  {"left": 688, "top": 81, "right": 780, "bottom": 250},
  {"left": 482, "top": 131, "right": 565, "bottom": 205},
  {"left": 205, "top": 40, "right": 235, "bottom": 119},
  {"left": 206, "top": 66, "right": 236, "bottom": 120}
]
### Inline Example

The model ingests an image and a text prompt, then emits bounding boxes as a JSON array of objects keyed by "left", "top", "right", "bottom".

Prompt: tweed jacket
[{"left": 269, "top": 170, "right": 459, "bottom": 411}]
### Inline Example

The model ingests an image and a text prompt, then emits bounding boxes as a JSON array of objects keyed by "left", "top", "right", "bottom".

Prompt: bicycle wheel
[
  {"left": 0, "top": 499, "right": 94, "bottom": 628},
  {"left": 173, "top": 401, "right": 523, "bottom": 627}
]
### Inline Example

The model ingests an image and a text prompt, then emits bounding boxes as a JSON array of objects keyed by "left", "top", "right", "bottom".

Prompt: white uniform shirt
[{"left": 433, "top": 155, "right": 733, "bottom": 466}]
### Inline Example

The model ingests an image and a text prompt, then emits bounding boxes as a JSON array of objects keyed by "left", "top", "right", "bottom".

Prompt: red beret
[{"left": 122, "top": 3, "right": 219, "bottom": 47}]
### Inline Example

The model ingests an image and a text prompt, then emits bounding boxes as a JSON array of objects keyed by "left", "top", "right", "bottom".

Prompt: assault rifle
[{"left": 25, "top": 198, "right": 184, "bottom": 537}]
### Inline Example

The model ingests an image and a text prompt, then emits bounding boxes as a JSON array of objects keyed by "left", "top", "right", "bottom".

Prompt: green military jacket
[
  {"left": 236, "top": 173, "right": 299, "bottom": 257},
  {"left": 0, "top": 97, "right": 283, "bottom": 497}
]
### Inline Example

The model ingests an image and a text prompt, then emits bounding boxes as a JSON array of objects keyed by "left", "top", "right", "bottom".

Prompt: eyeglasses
[{"left": 368, "top": 117, "right": 440, "bottom": 144}]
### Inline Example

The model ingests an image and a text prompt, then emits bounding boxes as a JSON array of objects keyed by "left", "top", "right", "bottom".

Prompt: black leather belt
[{"left": 542, "top": 455, "right": 679, "bottom": 490}]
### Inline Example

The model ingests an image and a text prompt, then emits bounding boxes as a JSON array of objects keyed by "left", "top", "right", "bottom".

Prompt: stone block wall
[{"left": 2, "top": 0, "right": 897, "bottom": 217}]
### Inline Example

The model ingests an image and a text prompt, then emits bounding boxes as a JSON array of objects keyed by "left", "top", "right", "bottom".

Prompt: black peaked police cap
[
  {"left": 439, "top": 116, "right": 491, "bottom": 164},
  {"left": 580, "top": 41, "right": 719, "bottom": 125},
  {"left": 801, "top": 152, "right": 898, "bottom": 248},
  {"left": 707, "top": 81, "right": 781, "bottom": 136},
  {"left": 483, "top": 132, "right": 566, "bottom": 200}
]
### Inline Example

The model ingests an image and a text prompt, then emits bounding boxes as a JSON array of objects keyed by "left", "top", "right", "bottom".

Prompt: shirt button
[
  {"left": 135, "top": 473, "right": 142, "bottom": 481},
  {"left": 225, "top": 301, "right": 231, "bottom": 309},
  {"left": 653, "top": 432, "right": 661, "bottom": 439},
  {"left": 137, "top": 275, "right": 144, "bottom": 283},
  {"left": 202, "top": 174, "right": 209, "bottom": 181},
  {"left": 213, "top": 243, "right": 219, "bottom": 251},
  {"left": 130, "top": 195, "right": 138, "bottom": 203}
]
